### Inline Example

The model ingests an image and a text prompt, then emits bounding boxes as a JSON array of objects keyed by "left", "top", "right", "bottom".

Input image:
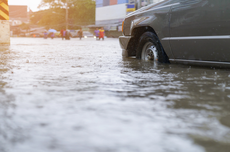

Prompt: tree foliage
[
  {"left": 33, "top": 0, "right": 95, "bottom": 30},
  {"left": 31, "top": 9, "right": 66, "bottom": 30},
  {"left": 69, "top": 0, "right": 95, "bottom": 26}
]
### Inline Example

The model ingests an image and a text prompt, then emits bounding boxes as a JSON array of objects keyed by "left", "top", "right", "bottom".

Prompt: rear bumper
[{"left": 119, "top": 36, "right": 132, "bottom": 57}]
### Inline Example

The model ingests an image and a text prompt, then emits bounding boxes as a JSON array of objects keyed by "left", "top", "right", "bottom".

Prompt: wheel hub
[
  {"left": 141, "top": 42, "right": 158, "bottom": 61},
  {"left": 147, "top": 46, "right": 156, "bottom": 60}
]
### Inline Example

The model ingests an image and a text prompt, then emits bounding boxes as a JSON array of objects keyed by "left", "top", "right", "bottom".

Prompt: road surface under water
[{"left": 0, "top": 38, "right": 230, "bottom": 152}]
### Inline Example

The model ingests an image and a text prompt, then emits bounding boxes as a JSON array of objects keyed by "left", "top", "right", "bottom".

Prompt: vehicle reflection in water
[{"left": 121, "top": 57, "right": 230, "bottom": 151}]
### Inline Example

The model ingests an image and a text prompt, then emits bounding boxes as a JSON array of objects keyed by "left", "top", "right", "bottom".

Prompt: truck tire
[{"left": 136, "top": 32, "right": 169, "bottom": 63}]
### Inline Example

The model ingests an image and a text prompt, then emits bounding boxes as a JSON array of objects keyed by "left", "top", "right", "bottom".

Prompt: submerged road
[{"left": 0, "top": 37, "right": 230, "bottom": 152}]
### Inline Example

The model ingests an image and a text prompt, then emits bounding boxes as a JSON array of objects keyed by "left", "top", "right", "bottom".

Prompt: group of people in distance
[
  {"left": 43, "top": 31, "right": 57, "bottom": 39},
  {"left": 60, "top": 29, "right": 71, "bottom": 40},
  {"left": 44, "top": 27, "right": 105, "bottom": 40},
  {"left": 94, "top": 27, "right": 105, "bottom": 40}
]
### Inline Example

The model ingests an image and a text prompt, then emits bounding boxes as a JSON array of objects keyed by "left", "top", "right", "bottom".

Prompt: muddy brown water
[{"left": 0, "top": 38, "right": 230, "bottom": 152}]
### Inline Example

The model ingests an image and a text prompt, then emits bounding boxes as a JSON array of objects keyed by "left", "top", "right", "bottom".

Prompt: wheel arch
[{"left": 127, "top": 26, "right": 169, "bottom": 63}]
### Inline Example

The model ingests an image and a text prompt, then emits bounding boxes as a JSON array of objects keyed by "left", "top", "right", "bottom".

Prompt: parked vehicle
[
  {"left": 119, "top": 0, "right": 230, "bottom": 67},
  {"left": 69, "top": 30, "right": 78, "bottom": 38},
  {"left": 29, "top": 32, "right": 43, "bottom": 37},
  {"left": 83, "top": 31, "right": 94, "bottom": 38},
  {"left": 55, "top": 31, "right": 61, "bottom": 37},
  {"left": 75, "top": 30, "right": 94, "bottom": 38}
]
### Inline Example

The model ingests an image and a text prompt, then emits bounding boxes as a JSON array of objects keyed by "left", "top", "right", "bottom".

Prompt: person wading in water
[
  {"left": 99, "top": 27, "right": 105, "bottom": 40},
  {"left": 78, "top": 28, "right": 83, "bottom": 40}
]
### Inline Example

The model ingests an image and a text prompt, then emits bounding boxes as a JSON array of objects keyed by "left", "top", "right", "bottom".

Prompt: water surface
[{"left": 0, "top": 38, "right": 230, "bottom": 152}]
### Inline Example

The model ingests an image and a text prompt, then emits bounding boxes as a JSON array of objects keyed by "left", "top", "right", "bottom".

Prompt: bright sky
[{"left": 8, "top": 0, "right": 42, "bottom": 12}]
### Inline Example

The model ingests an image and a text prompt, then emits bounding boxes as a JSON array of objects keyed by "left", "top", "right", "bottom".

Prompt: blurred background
[{"left": 8, "top": 0, "right": 161, "bottom": 38}]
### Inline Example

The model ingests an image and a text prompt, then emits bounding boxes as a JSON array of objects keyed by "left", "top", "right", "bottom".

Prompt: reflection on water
[
  {"left": 121, "top": 58, "right": 230, "bottom": 151},
  {"left": 0, "top": 38, "right": 230, "bottom": 152},
  {"left": 0, "top": 46, "right": 19, "bottom": 152}
]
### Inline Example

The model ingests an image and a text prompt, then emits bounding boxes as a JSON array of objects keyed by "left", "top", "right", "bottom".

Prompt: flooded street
[{"left": 1, "top": 37, "right": 230, "bottom": 152}]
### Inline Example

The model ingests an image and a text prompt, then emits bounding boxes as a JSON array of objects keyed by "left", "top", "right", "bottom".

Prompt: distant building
[
  {"left": 9, "top": 5, "right": 34, "bottom": 36},
  {"left": 9, "top": 5, "right": 31, "bottom": 26},
  {"left": 91, "top": 0, "right": 161, "bottom": 37},
  {"left": 95, "top": 0, "right": 161, "bottom": 29}
]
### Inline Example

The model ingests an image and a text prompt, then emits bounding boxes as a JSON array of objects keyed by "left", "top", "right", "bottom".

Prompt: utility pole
[
  {"left": 138, "top": 0, "right": 141, "bottom": 9},
  {"left": 147, "top": 0, "right": 150, "bottom": 5},
  {"left": 66, "top": 0, "right": 68, "bottom": 30},
  {"left": 134, "top": 0, "right": 137, "bottom": 8}
]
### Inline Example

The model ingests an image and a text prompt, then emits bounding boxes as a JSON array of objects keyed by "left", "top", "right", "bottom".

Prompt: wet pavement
[{"left": 0, "top": 37, "right": 230, "bottom": 152}]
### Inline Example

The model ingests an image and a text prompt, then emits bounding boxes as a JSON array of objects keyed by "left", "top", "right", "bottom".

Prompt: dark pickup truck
[{"left": 119, "top": 0, "right": 230, "bottom": 67}]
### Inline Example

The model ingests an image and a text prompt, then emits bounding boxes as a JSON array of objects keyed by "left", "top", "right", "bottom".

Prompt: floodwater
[{"left": 0, "top": 38, "right": 230, "bottom": 152}]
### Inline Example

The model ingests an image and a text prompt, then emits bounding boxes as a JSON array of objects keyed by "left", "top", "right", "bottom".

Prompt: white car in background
[{"left": 82, "top": 31, "right": 95, "bottom": 38}]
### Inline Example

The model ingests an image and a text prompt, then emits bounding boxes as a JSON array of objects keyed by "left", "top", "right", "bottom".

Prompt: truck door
[{"left": 169, "top": 0, "right": 230, "bottom": 62}]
